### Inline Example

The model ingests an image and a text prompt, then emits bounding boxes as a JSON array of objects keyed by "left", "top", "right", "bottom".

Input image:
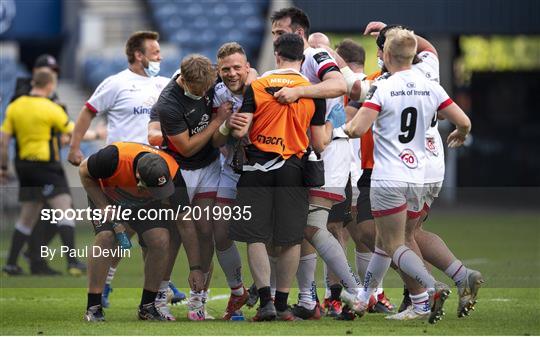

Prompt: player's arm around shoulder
[
  {"left": 345, "top": 80, "right": 384, "bottom": 138},
  {"left": 283, "top": 70, "right": 346, "bottom": 103}
]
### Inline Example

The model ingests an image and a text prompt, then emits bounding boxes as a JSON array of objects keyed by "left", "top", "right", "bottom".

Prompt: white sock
[
  {"left": 376, "top": 286, "right": 384, "bottom": 297},
  {"left": 361, "top": 247, "right": 391, "bottom": 302},
  {"left": 323, "top": 263, "right": 331, "bottom": 299},
  {"left": 444, "top": 260, "right": 467, "bottom": 285},
  {"left": 311, "top": 228, "right": 361, "bottom": 295},
  {"left": 105, "top": 267, "right": 117, "bottom": 285},
  {"left": 296, "top": 253, "right": 317, "bottom": 310},
  {"left": 156, "top": 280, "right": 169, "bottom": 303},
  {"left": 216, "top": 243, "right": 243, "bottom": 290},
  {"left": 393, "top": 245, "right": 436, "bottom": 290},
  {"left": 355, "top": 251, "right": 372, "bottom": 280},
  {"left": 269, "top": 255, "right": 278, "bottom": 297},
  {"left": 410, "top": 291, "right": 430, "bottom": 313}
]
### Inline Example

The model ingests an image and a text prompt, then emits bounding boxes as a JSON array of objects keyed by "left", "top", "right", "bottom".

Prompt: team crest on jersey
[
  {"left": 366, "top": 85, "right": 378, "bottom": 100},
  {"left": 313, "top": 52, "right": 331, "bottom": 64},
  {"left": 426, "top": 137, "right": 439, "bottom": 156},
  {"left": 399, "top": 149, "right": 418, "bottom": 169}
]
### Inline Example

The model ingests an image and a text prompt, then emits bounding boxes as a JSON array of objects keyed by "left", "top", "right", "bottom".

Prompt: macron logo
[{"left": 133, "top": 106, "right": 152, "bottom": 115}]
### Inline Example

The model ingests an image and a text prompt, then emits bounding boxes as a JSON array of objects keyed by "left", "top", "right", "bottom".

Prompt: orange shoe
[
  {"left": 222, "top": 287, "right": 249, "bottom": 320},
  {"left": 326, "top": 299, "right": 343, "bottom": 317}
]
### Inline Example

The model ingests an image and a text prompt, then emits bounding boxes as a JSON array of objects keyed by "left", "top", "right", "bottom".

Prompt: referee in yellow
[{"left": 1, "top": 68, "right": 81, "bottom": 276}]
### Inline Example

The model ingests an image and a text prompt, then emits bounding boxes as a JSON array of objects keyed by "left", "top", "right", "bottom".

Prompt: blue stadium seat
[{"left": 146, "top": 0, "right": 269, "bottom": 66}]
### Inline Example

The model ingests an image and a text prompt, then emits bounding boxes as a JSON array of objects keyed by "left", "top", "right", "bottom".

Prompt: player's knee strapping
[{"left": 307, "top": 204, "right": 330, "bottom": 230}]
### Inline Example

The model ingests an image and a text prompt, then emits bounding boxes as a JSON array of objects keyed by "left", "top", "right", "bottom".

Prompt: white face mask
[
  {"left": 144, "top": 61, "right": 160, "bottom": 77},
  {"left": 184, "top": 88, "right": 203, "bottom": 100},
  {"left": 377, "top": 57, "right": 384, "bottom": 69}
]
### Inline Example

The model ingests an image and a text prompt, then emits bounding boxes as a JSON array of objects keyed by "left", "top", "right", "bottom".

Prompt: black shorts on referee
[{"left": 15, "top": 160, "right": 70, "bottom": 202}]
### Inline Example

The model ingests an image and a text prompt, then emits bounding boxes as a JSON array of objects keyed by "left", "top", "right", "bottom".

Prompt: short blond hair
[
  {"left": 32, "top": 68, "right": 57, "bottom": 88},
  {"left": 217, "top": 42, "right": 246, "bottom": 61},
  {"left": 383, "top": 28, "right": 417, "bottom": 66},
  {"left": 180, "top": 54, "right": 216, "bottom": 89}
]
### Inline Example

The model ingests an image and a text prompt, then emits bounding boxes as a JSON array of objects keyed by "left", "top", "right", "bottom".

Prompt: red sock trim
[
  {"left": 396, "top": 248, "right": 411, "bottom": 270},
  {"left": 451, "top": 264, "right": 464, "bottom": 280}
]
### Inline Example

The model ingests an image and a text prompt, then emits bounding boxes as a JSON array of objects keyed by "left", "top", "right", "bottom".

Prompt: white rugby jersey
[
  {"left": 350, "top": 72, "right": 367, "bottom": 180},
  {"left": 301, "top": 47, "right": 346, "bottom": 138},
  {"left": 365, "top": 69, "right": 452, "bottom": 184},
  {"left": 301, "top": 47, "right": 339, "bottom": 85},
  {"left": 212, "top": 81, "right": 244, "bottom": 164},
  {"left": 413, "top": 51, "right": 445, "bottom": 183},
  {"left": 86, "top": 69, "right": 170, "bottom": 145},
  {"left": 212, "top": 81, "right": 244, "bottom": 113}
]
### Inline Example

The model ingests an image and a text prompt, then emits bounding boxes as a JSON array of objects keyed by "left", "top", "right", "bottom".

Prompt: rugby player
[
  {"left": 344, "top": 27, "right": 471, "bottom": 323},
  {"left": 270, "top": 7, "right": 363, "bottom": 320},
  {"left": 210, "top": 42, "right": 257, "bottom": 320},
  {"left": 67, "top": 31, "right": 180, "bottom": 309},
  {"left": 363, "top": 21, "right": 484, "bottom": 319},
  {"left": 153, "top": 54, "right": 232, "bottom": 320}
]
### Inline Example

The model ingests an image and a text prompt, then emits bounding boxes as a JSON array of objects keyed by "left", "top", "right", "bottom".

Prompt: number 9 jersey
[{"left": 363, "top": 69, "right": 453, "bottom": 184}]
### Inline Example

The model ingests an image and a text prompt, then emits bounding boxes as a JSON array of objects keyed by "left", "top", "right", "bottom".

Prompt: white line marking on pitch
[
  {"left": 487, "top": 298, "right": 512, "bottom": 302},
  {"left": 207, "top": 294, "right": 229, "bottom": 302}
]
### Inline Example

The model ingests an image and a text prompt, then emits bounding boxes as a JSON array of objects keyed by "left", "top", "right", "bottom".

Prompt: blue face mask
[
  {"left": 144, "top": 61, "right": 160, "bottom": 77},
  {"left": 377, "top": 57, "right": 384, "bottom": 69}
]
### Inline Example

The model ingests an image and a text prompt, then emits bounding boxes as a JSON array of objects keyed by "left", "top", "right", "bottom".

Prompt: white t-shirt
[
  {"left": 412, "top": 51, "right": 445, "bottom": 183},
  {"left": 212, "top": 81, "right": 244, "bottom": 164},
  {"left": 365, "top": 69, "right": 452, "bottom": 184},
  {"left": 86, "top": 69, "right": 170, "bottom": 145}
]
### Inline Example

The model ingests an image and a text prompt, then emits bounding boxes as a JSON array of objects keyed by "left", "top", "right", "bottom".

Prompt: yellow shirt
[{"left": 1, "top": 96, "right": 74, "bottom": 162}]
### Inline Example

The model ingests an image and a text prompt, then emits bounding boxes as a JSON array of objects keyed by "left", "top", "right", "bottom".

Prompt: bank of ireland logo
[
  {"left": 399, "top": 149, "right": 418, "bottom": 169},
  {"left": 0, "top": 0, "right": 15, "bottom": 35}
]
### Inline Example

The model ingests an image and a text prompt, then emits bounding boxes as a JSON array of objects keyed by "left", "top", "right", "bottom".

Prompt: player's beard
[{"left": 225, "top": 78, "right": 244, "bottom": 95}]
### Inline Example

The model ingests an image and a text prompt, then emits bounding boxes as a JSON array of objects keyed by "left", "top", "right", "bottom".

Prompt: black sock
[
  {"left": 58, "top": 225, "right": 77, "bottom": 264},
  {"left": 330, "top": 284, "right": 343, "bottom": 301},
  {"left": 42, "top": 221, "right": 59, "bottom": 245},
  {"left": 274, "top": 291, "right": 289, "bottom": 312},
  {"left": 27, "top": 222, "right": 48, "bottom": 264},
  {"left": 87, "top": 293, "right": 102, "bottom": 309},
  {"left": 140, "top": 289, "right": 157, "bottom": 306},
  {"left": 7, "top": 229, "right": 29, "bottom": 266},
  {"left": 258, "top": 286, "right": 272, "bottom": 307}
]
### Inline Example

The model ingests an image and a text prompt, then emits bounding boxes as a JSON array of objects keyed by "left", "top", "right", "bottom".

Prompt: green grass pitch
[{"left": 1, "top": 211, "right": 539, "bottom": 335}]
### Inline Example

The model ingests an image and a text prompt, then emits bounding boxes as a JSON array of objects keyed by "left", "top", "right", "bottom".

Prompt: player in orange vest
[{"left": 79, "top": 142, "right": 204, "bottom": 322}]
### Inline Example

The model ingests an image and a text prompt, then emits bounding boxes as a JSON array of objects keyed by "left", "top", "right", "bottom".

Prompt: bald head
[{"left": 308, "top": 32, "right": 330, "bottom": 48}]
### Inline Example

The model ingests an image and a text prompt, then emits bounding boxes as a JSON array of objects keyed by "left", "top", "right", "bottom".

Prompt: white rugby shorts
[
  {"left": 370, "top": 179, "right": 425, "bottom": 219},
  {"left": 423, "top": 181, "right": 443, "bottom": 211},
  {"left": 310, "top": 138, "right": 351, "bottom": 202},
  {"left": 180, "top": 158, "right": 221, "bottom": 203}
]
